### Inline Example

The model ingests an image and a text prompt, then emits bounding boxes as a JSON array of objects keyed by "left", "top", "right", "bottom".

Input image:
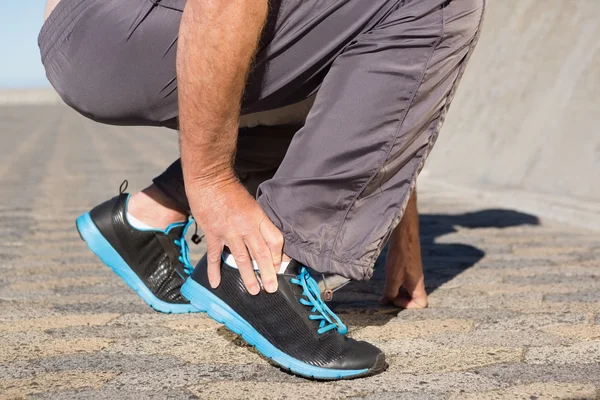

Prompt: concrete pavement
[{"left": 1, "top": 104, "right": 599, "bottom": 399}]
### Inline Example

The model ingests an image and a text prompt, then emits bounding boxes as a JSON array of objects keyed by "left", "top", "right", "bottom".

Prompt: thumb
[
  {"left": 393, "top": 294, "right": 428, "bottom": 309},
  {"left": 381, "top": 277, "right": 403, "bottom": 304}
]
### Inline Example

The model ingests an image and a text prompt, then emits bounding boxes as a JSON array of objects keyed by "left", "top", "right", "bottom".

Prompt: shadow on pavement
[{"left": 330, "top": 208, "right": 540, "bottom": 328}]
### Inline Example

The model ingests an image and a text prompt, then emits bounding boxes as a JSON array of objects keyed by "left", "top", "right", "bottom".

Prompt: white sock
[
  {"left": 222, "top": 251, "right": 290, "bottom": 274},
  {"left": 126, "top": 212, "right": 155, "bottom": 230}
]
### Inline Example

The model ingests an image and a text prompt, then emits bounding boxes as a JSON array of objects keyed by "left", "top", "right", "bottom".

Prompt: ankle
[{"left": 128, "top": 185, "right": 187, "bottom": 230}]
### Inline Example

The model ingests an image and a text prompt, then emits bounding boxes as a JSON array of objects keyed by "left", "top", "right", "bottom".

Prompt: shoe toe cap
[{"left": 322, "top": 339, "right": 386, "bottom": 373}]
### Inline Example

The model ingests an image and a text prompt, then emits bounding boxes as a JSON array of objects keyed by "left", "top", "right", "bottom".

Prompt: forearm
[
  {"left": 389, "top": 190, "right": 421, "bottom": 269},
  {"left": 177, "top": 0, "right": 268, "bottom": 188}
]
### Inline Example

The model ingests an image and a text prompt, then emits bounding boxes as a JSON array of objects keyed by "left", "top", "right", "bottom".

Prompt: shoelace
[
  {"left": 173, "top": 218, "right": 197, "bottom": 276},
  {"left": 290, "top": 267, "right": 348, "bottom": 335}
]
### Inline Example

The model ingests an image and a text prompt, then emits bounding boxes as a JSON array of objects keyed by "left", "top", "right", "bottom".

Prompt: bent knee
[{"left": 39, "top": 0, "right": 180, "bottom": 127}]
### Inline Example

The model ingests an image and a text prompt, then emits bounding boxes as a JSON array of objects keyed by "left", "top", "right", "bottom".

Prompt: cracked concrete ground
[{"left": 1, "top": 104, "right": 599, "bottom": 399}]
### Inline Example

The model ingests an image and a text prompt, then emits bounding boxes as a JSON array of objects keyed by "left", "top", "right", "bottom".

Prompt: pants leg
[{"left": 257, "top": 0, "right": 486, "bottom": 281}]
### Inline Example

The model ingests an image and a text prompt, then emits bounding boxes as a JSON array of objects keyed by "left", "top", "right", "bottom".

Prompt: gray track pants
[{"left": 39, "top": 0, "right": 485, "bottom": 280}]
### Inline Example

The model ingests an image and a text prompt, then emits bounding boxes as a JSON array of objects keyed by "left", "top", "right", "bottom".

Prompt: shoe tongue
[{"left": 282, "top": 259, "right": 304, "bottom": 275}]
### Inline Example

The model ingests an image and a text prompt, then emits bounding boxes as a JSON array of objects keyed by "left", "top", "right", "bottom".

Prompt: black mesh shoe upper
[
  {"left": 190, "top": 256, "right": 384, "bottom": 371},
  {"left": 89, "top": 194, "right": 191, "bottom": 304}
]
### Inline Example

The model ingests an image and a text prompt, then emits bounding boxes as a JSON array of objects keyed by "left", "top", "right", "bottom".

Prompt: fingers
[
  {"left": 245, "top": 234, "right": 278, "bottom": 293},
  {"left": 228, "top": 238, "right": 260, "bottom": 295},
  {"left": 206, "top": 236, "right": 223, "bottom": 289},
  {"left": 382, "top": 272, "right": 429, "bottom": 309},
  {"left": 399, "top": 276, "right": 428, "bottom": 309},
  {"left": 205, "top": 233, "right": 276, "bottom": 295},
  {"left": 260, "top": 218, "right": 284, "bottom": 271},
  {"left": 188, "top": 182, "right": 284, "bottom": 295},
  {"left": 393, "top": 296, "right": 428, "bottom": 309},
  {"left": 382, "top": 257, "right": 404, "bottom": 304},
  {"left": 382, "top": 285, "right": 428, "bottom": 309},
  {"left": 381, "top": 278, "right": 402, "bottom": 305}
]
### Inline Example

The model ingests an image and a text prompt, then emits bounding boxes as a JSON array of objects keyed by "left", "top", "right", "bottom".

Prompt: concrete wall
[{"left": 424, "top": 0, "right": 600, "bottom": 203}]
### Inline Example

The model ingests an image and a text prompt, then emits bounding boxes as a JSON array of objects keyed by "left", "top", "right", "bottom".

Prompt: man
[{"left": 40, "top": 0, "right": 484, "bottom": 379}]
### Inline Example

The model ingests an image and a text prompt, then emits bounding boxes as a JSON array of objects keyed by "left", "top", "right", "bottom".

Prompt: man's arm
[
  {"left": 177, "top": 0, "right": 283, "bottom": 294},
  {"left": 178, "top": 0, "right": 266, "bottom": 186}
]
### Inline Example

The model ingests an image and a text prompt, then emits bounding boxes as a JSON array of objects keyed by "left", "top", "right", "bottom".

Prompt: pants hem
[{"left": 280, "top": 233, "right": 373, "bottom": 282}]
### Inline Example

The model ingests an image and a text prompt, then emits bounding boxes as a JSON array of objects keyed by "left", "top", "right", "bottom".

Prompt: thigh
[
  {"left": 41, "top": 0, "right": 401, "bottom": 126},
  {"left": 257, "top": 0, "right": 486, "bottom": 279},
  {"left": 243, "top": 0, "right": 404, "bottom": 113}
]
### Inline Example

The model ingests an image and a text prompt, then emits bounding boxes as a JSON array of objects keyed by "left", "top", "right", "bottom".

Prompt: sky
[{"left": 0, "top": 0, "right": 50, "bottom": 88}]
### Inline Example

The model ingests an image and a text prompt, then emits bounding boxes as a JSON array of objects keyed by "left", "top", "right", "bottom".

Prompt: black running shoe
[
  {"left": 76, "top": 192, "right": 198, "bottom": 313},
  {"left": 180, "top": 254, "right": 387, "bottom": 379}
]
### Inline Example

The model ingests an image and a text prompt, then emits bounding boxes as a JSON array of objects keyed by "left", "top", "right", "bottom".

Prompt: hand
[
  {"left": 187, "top": 174, "right": 284, "bottom": 295},
  {"left": 381, "top": 191, "right": 428, "bottom": 309},
  {"left": 381, "top": 245, "right": 428, "bottom": 309}
]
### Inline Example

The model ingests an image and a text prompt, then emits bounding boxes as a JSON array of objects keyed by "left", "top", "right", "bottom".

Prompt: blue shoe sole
[
  {"left": 76, "top": 212, "right": 199, "bottom": 314},
  {"left": 180, "top": 278, "right": 376, "bottom": 380}
]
